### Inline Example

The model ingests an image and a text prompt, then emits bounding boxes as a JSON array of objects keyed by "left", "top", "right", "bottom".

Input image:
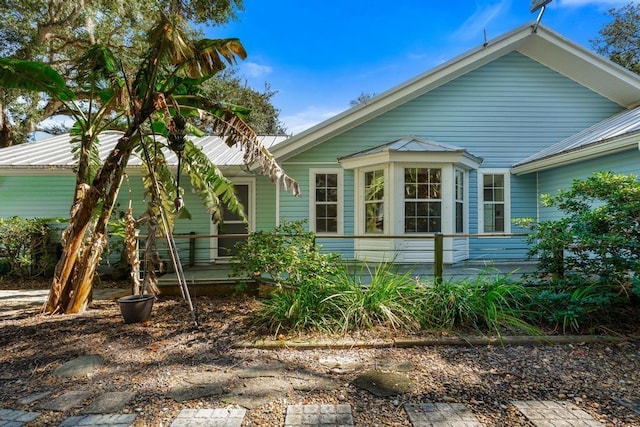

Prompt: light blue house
[{"left": 2, "top": 23, "right": 640, "bottom": 268}]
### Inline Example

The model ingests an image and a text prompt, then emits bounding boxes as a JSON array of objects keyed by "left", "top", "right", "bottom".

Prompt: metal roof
[
  {"left": 338, "top": 136, "right": 483, "bottom": 164},
  {"left": 0, "top": 132, "right": 288, "bottom": 170},
  {"left": 514, "top": 106, "right": 640, "bottom": 167},
  {"left": 338, "top": 136, "right": 466, "bottom": 161}
]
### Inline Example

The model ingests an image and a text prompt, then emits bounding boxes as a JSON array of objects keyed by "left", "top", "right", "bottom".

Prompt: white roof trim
[
  {"left": 511, "top": 132, "right": 640, "bottom": 175},
  {"left": 271, "top": 23, "right": 640, "bottom": 162}
]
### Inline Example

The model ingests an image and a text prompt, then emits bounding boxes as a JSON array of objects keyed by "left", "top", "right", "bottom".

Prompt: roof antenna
[
  {"left": 483, "top": 29, "right": 488, "bottom": 47},
  {"left": 531, "top": 0, "right": 553, "bottom": 33}
]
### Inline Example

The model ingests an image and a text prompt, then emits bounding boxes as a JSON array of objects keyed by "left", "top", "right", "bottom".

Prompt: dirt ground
[{"left": 1, "top": 277, "right": 639, "bottom": 426}]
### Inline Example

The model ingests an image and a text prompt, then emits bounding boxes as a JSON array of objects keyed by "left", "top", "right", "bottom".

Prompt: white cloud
[
  {"left": 281, "top": 106, "right": 343, "bottom": 135},
  {"left": 242, "top": 62, "right": 272, "bottom": 78},
  {"left": 451, "top": 0, "right": 511, "bottom": 41}
]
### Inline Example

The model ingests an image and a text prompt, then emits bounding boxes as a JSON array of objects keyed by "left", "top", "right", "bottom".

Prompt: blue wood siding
[
  {"left": 0, "top": 173, "right": 217, "bottom": 265},
  {"left": 283, "top": 52, "right": 624, "bottom": 262},
  {"left": 537, "top": 148, "right": 640, "bottom": 222}
]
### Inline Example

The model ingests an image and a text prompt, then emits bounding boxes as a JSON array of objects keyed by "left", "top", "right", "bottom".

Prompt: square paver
[
  {"left": 405, "top": 402, "right": 482, "bottom": 427},
  {"left": 513, "top": 400, "right": 604, "bottom": 427},
  {"left": 285, "top": 404, "right": 354, "bottom": 426},
  {"left": 170, "top": 406, "right": 246, "bottom": 427},
  {"left": 59, "top": 413, "right": 136, "bottom": 426}
]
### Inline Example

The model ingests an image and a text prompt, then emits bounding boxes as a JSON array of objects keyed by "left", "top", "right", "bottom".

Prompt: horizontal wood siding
[
  {"left": 538, "top": 148, "right": 640, "bottom": 222},
  {"left": 398, "top": 239, "right": 435, "bottom": 263},
  {"left": 0, "top": 175, "right": 75, "bottom": 219},
  {"left": 452, "top": 237, "right": 469, "bottom": 263},
  {"left": 255, "top": 175, "right": 276, "bottom": 231},
  {"left": 287, "top": 52, "right": 618, "bottom": 261}
]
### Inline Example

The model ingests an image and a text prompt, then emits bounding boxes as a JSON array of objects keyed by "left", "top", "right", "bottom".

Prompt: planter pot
[{"left": 117, "top": 294, "right": 155, "bottom": 324}]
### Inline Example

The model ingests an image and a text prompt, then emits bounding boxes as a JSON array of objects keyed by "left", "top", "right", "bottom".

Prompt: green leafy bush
[
  {"left": 525, "top": 280, "right": 627, "bottom": 332},
  {"left": 0, "top": 217, "right": 59, "bottom": 277},
  {"left": 526, "top": 172, "right": 640, "bottom": 291},
  {"left": 231, "top": 220, "right": 340, "bottom": 288}
]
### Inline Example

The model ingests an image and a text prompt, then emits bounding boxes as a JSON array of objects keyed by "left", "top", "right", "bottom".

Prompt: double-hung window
[
  {"left": 479, "top": 170, "right": 510, "bottom": 233},
  {"left": 310, "top": 169, "right": 342, "bottom": 234},
  {"left": 404, "top": 167, "right": 442, "bottom": 233}
]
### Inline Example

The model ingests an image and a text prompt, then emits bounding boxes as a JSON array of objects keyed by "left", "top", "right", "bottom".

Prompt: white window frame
[
  {"left": 403, "top": 167, "right": 443, "bottom": 233},
  {"left": 454, "top": 168, "right": 466, "bottom": 234},
  {"left": 309, "top": 168, "right": 343, "bottom": 235},
  {"left": 477, "top": 169, "right": 511, "bottom": 234}
]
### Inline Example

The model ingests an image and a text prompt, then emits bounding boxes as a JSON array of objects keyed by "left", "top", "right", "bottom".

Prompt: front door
[{"left": 216, "top": 183, "right": 251, "bottom": 258}]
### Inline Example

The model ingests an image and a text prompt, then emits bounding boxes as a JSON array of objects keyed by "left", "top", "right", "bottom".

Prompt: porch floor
[{"left": 156, "top": 260, "right": 539, "bottom": 296}]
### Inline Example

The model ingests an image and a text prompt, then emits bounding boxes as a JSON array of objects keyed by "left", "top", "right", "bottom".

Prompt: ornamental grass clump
[
  {"left": 255, "top": 263, "right": 424, "bottom": 335},
  {"left": 418, "top": 269, "right": 539, "bottom": 338},
  {"left": 327, "top": 263, "right": 424, "bottom": 333}
]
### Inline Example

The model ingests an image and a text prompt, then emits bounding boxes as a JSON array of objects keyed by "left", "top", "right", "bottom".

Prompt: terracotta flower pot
[{"left": 117, "top": 294, "right": 155, "bottom": 324}]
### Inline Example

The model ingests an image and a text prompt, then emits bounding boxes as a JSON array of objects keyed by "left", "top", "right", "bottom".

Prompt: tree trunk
[
  {"left": 45, "top": 129, "right": 138, "bottom": 314},
  {"left": 65, "top": 169, "right": 128, "bottom": 313}
]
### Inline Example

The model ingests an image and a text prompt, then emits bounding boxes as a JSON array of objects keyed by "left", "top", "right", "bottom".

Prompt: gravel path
[{"left": 0, "top": 288, "right": 639, "bottom": 426}]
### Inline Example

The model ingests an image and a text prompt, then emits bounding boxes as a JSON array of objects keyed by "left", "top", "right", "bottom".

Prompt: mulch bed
[{"left": 1, "top": 277, "right": 639, "bottom": 426}]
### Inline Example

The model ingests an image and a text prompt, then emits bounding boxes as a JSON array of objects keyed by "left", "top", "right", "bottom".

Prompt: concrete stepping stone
[
  {"left": 17, "top": 391, "right": 51, "bottom": 405},
  {"left": 0, "top": 408, "right": 41, "bottom": 426},
  {"left": 404, "top": 402, "right": 482, "bottom": 427},
  {"left": 58, "top": 413, "right": 137, "bottom": 426},
  {"left": 82, "top": 392, "right": 135, "bottom": 414},
  {"left": 170, "top": 407, "right": 246, "bottom": 427},
  {"left": 513, "top": 400, "right": 604, "bottom": 426},
  {"left": 284, "top": 404, "right": 354, "bottom": 426},
  {"left": 351, "top": 369, "right": 414, "bottom": 397},
  {"left": 223, "top": 376, "right": 290, "bottom": 409},
  {"left": 54, "top": 355, "right": 104, "bottom": 378},
  {"left": 38, "top": 390, "right": 92, "bottom": 412}
]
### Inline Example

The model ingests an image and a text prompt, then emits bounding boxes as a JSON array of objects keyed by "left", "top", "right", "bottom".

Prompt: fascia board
[{"left": 512, "top": 135, "right": 640, "bottom": 175}]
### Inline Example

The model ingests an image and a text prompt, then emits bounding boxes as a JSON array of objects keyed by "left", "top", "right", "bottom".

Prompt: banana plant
[{"left": 0, "top": 11, "right": 299, "bottom": 314}]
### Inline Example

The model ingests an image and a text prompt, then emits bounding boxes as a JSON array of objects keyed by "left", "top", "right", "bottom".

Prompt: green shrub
[
  {"left": 0, "top": 217, "right": 59, "bottom": 277},
  {"left": 525, "top": 280, "right": 627, "bottom": 332},
  {"left": 526, "top": 172, "right": 640, "bottom": 292},
  {"left": 231, "top": 220, "right": 340, "bottom": 288}
]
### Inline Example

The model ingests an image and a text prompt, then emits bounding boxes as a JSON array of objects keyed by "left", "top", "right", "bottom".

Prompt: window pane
[
  {"left": 316, "top": 188, "right": 326, "bottom": 202},
  {"left": 316, "top": 205, "right": 327, "bottom": 218},
  {"left": 326, "top": 173, "right": 337, "bottom": 187},
  {"left": 456, "top": 202, "right": 464, "bottom": 233},
  {"left": 326, "top": 204, "right": 337, "bottom": 217},
  {"left": 327, "top": 188, "right": 338, "bottom": 202},
  {"left": 366, "top": 202, "right": 384, "bottom": 233},
  {"left": 365, "top": 170, "right": 384, "bottom": 201},
  {"left": 316, "top": 174, "right": 326, "bottom": 187}
]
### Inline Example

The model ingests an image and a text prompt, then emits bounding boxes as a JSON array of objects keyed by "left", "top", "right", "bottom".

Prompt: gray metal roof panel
[
  {"left": 0, "top": 133, "right": 288, "bottom": 168},
  {"left": 515, "top": 107, "right": 640, "bottom": 166}
]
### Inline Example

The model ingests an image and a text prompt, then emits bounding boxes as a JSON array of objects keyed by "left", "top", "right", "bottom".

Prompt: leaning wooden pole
[{"left": 138, "top": 131, "right": 198, "bottom": 326}]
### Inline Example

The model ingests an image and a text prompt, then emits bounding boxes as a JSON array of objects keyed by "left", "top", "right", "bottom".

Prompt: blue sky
[{"left": 205, "top": 0, "right": 638, "bottom": 135}]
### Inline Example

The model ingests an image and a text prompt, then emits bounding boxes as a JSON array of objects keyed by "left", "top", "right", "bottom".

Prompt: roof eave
[
  {"left": 512, "top": 134, "right": 640, "bottom": 175},
  {"left": 272, "top": 24, "right": 640, "bottom": 163}
]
